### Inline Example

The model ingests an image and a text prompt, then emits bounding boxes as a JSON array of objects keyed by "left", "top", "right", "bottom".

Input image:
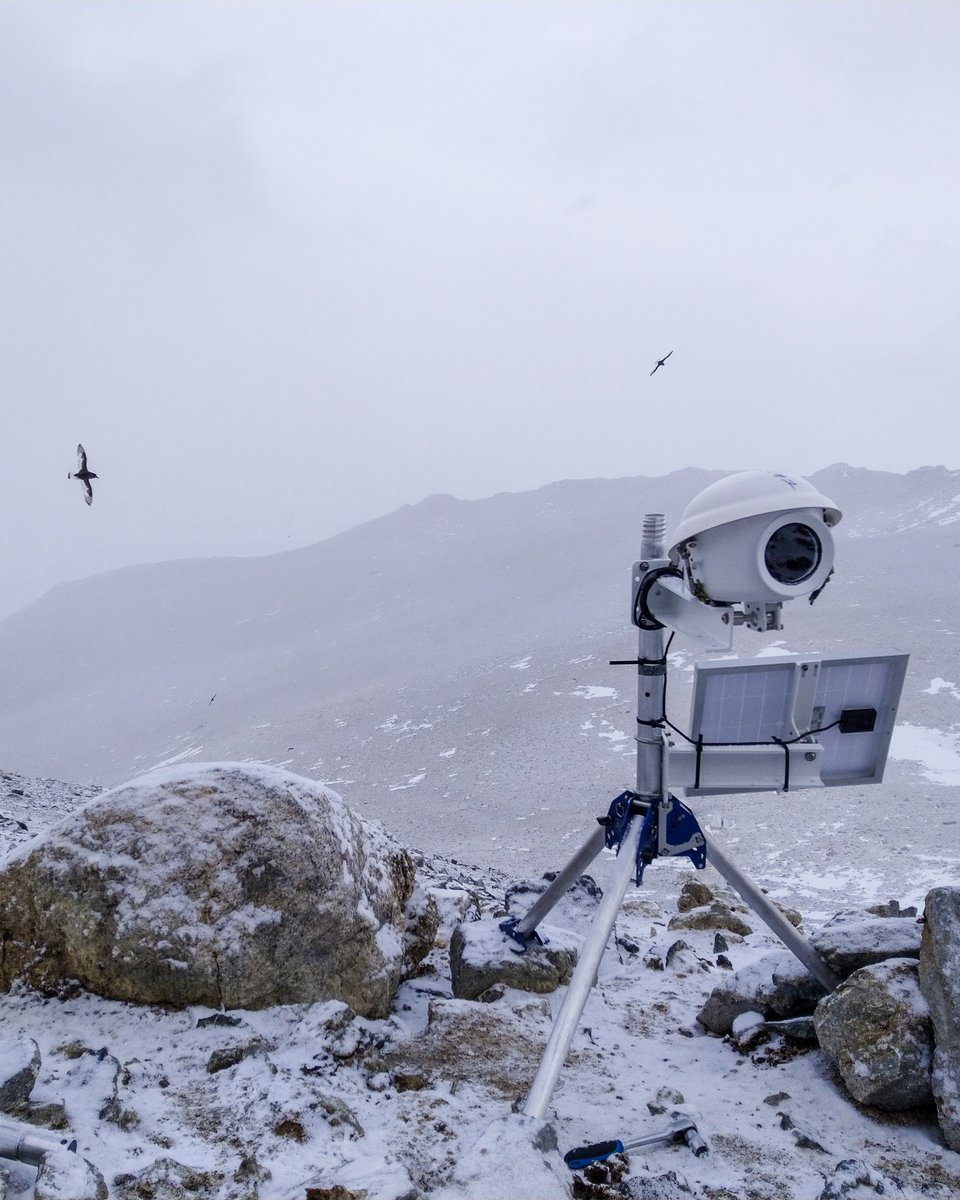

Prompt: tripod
[{"left": 503, "top": 513, "right": 840, "bottom": 1121}]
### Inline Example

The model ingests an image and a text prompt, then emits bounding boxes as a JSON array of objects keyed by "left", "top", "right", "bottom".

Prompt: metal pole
[
  {"left": 512, "top": 827, "right": 607, "bottom": 939},
  {"left": 523, "top": 514, "right": 669, "bottom": 1119},
  {"left": 523, "top": 815, "right": 643, "bottom": 1119},
  {"left": 635, "top": 514, "right": 667, "bottom": 800},
  {"left": 704, "top": 835, "right": 840, "bottom": 991},
  {"left": 0, "top": 1118, "right": 76, "bottom": 1167}
]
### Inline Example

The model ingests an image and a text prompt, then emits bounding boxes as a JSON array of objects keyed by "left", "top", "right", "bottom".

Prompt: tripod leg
[
  {"left": 523, "top": 815, "right": 643, "bottom": 1119},
  {"left": 705, "top": 834, "right": 840, "bottom": 992},
  {"left": 511, "top": 826, "right": 607, "bottom": 940}
]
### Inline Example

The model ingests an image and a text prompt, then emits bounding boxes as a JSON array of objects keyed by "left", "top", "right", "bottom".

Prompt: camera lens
[{"left": 764, "top": 522, "right": 821, "bottom": 584}]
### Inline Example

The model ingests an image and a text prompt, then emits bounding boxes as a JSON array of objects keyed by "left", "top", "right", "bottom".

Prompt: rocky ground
[{"left": 1, "top": 770, "right": 959, "bottom": 1200}]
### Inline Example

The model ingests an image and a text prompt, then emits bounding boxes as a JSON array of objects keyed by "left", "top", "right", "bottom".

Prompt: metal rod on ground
[
  {"left": 512, "top": 827, "right": 607, "bottom": 938},
  {"left": 704, "top": 834, "right": 840, "bottom": 992},
  {"left": 523, "top": 814, "right": 644, "bottom": 1120},
  {"left": 0, "top": 1118, "right": 77, "bottom": 1167}
]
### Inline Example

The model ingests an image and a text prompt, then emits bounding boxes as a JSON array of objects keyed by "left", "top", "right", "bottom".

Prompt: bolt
[{"left": 805, "top": 751, "right": 817, "bottom": 762}]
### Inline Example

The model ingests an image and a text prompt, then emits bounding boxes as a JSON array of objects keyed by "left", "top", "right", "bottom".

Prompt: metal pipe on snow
[{"left": 0, "top": 1117, "right": 77, "bottom": 1167}]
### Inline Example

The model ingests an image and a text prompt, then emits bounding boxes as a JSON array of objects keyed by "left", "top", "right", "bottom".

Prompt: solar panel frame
[{"left": 677, "top": 650, "right": 908, "bottom": 795}]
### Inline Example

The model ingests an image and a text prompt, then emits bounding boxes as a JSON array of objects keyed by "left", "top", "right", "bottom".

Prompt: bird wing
[
  {"left": 664, "top": 350, "right": 673, "bottom": 360},
  {"left": 77, "top": 444, "right": 88, "bottom": 471},
  {"left": 82, "top": 478, "right": 93, "bottom": 505},
  {"left": 650, "top": 364, "right": 660, "bottom": 375}
]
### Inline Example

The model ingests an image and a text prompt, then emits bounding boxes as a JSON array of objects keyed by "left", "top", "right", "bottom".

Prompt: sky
[{"left": 2, "top": 0, "right": 959, "bottom": 617}]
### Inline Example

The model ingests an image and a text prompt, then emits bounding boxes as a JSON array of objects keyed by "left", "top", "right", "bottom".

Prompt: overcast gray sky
[{"left": 2, "top": 0, "right": 959, "bottom": 616}]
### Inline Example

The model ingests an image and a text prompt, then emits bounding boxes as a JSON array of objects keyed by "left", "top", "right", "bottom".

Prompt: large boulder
[
  {"left": 0, "top": 763, "right": 436, "bottom": 1016},
  {"left": 814, "top": 958, "right": 934, "bottom": 1110},
  {"left": 918, "top": 886, "right": 960, "bottom": 1150}
]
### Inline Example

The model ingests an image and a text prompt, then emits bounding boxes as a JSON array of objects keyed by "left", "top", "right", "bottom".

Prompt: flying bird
[
  {"left": 650, "top": 351, "right": 673, "bottom": 376},
  {"left": 68, "top": 444, "right": 98, "bottom": 505}
]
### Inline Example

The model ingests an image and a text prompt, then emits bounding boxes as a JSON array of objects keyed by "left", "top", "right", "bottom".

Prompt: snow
[
  {"left": 889, "top": 724, "right": 960, "bottom": 785},
  {"left": 1, "top": 774, "right": 959, "bottom": 1199}
]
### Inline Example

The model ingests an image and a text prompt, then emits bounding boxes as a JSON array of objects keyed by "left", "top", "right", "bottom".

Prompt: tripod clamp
[{"left": 599, "top": 790, "right": 706, "bottom": 885}]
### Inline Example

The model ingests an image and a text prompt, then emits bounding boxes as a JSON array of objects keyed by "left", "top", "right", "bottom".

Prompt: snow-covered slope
[
  {"left": 0, "top": 465, "right": 957, "bottom": 880},
  {"left": 1, "top": 774, "right": 958, "bottom": 1200}
]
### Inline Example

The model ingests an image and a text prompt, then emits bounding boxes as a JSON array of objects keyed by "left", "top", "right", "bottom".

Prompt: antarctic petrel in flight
[
  {"left": 68, "top": 444, "right": 98, "bottom": 506},
  {"left": 650, "top": 351, "right": 673, "bottom": 376}
]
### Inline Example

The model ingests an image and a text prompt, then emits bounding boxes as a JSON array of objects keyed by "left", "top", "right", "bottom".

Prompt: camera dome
[
  {"left": 668, "top": 471, "right": 841, "bottom": 558},
  {"left": 666, "top": 472, "right": 842, "bottom": 608}
]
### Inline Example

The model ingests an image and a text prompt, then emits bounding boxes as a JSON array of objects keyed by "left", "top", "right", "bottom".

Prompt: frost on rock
[
  {"left": 34, "top": 1150, "right": 107, "bottom": 1200},
  {"left": 0, "top": 1035, "right": 41, "bottom": 1112},
  {"left": 810, "top": 919, "right": 922, "bottom": 977},
  {"left": 0, "top": 763, "right": 438, "bottom": 1016},
  {"left": 697, "top": 949, "right": 827, "bottom": 1035},
  {"left": 918, "top": 885, "right": 960, "bottom": 1150},
  {"left": 449, "top": 917, "right": 579, "bottom": 1000},
  {"left": 814, "top": 958, "right": 933, "bottom": 1110}
]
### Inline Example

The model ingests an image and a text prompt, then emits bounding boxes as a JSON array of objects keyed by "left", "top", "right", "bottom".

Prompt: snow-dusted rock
[
  {"left": 0, "top": 763, "right": 437, "bottom": 1017},
  {"left": 112, "top": 1157, "right": 223, "bottom": 1200},
  {"left": 0, "top": 1036, "right": 40, "bottom": 1112},
  {"left": 814, "top": 958, "right": 933, "bottom": 1110},
  {"left": 668, "top": 902, "right": 753, "bottom": 937},
  {"left": 816, "top": 1158, "right": 905, "bottom": 1198},
  {"left": 34, "top": 1149, "right": 107, "bottom": 1200},
  {"left": 697, "top": 950, "right": 827, "bottom": 1035},
  {"left": 810, "top": 918, "right": 922, "bottom": 977},
  {"left": 450, "top": 918, "right": 578, "bottom": 999},
  {"left": 918, "top": 885, "right": 960, "bottom": 1150}
]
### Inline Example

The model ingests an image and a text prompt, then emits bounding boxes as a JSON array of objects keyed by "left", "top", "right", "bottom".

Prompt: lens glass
[{"left": 764, "top": 523, "right": 821, "bottom": 584}]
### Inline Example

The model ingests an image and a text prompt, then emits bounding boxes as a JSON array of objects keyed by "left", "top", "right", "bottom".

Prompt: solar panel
[{"left": 666, "top": 651, "right": 909, "bottom": 795}]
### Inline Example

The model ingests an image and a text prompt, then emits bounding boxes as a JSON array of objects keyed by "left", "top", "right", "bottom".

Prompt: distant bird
[
  {"left": 650, "top": 350, "right": 673, "bottom": 376},
  {"left": 68, "top": 444, "right": 98, "bottom": 505},
  {"left": 209, "top": 694, "right": 217, "bottom": 705}
]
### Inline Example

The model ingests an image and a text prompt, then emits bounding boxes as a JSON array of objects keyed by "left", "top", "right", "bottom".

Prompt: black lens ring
[{"left": 764, "top": 521, "right": 822, "bottom": 585}]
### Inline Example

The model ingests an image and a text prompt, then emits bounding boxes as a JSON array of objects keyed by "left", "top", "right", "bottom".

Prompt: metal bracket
[
  {"left": 599, "top": 791, "right": 705, "bottom": 885},
  {"left": 498, "top": 915, "right": 545, "bottom": 953}
]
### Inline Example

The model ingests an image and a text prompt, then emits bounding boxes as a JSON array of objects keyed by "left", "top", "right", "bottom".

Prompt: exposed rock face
[
  {"left": 814, "top": 958, "right": 933, "bottom": 1110},
  {"left": 0, "top": 763, "right": 437, "bottom": 1016},
  {"left": 0, "top": 1036, "right": 40, "bottom": 1112},
  {"left": 918, "top": 886, "right": 960, "bottom": 1150}
]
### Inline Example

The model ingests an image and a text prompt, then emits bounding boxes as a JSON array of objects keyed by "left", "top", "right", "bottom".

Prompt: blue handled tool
[{"left": 564, "top": 1116, "right": 707, "bottom": 1169}]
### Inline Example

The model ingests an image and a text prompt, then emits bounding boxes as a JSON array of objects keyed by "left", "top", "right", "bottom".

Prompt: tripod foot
[{"left": 498, "top": 916, "right": 545, "bottom": 954}]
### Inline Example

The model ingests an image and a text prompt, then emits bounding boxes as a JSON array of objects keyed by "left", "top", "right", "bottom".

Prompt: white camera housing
[{"left": 668, "top": 471, "right": 842, "bottom": 607}]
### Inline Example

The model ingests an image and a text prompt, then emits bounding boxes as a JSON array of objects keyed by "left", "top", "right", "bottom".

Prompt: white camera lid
[{"left": 668, "top": 471, "right": 842, "bottom": 558}]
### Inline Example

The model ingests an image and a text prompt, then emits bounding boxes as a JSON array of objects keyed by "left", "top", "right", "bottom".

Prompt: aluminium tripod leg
[
  {"left": 523, "top": 814, "right": 643, "bottom": 1119},
  {"left": 509, "top": 826, "right": 607, "bottom": 941},
  {"left": 704, "top": 835, "right": 840, "bottom": 991}
]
